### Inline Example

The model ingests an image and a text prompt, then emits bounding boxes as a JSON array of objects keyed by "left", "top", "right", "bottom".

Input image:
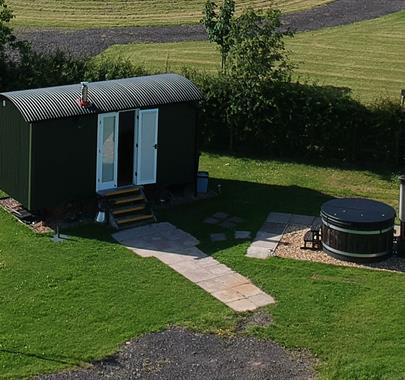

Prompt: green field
[
  {"left": 8, "top": 0, "right": 331, "bottom": 28},
  {"left": 102, "top": 11, "right": 405, "bottom": 103},
  {"left": 1, "top": 153, "right": 404, "bottom": 379}
]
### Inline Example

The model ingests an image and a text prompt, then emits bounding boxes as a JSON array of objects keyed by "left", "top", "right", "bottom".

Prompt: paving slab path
[
  {"left": 113, "top": 223, "right": 275, "bottom": 312},
  {"left": 247, "top": 212, "right": 320, "bottom": 259},
  {"left": 16, "top": 0, "right": 405, "bottom": 57}
]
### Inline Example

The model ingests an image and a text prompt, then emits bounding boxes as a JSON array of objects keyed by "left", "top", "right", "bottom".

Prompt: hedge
[{"left": 191, "top": 72, "right": 405, "bottom": 165}]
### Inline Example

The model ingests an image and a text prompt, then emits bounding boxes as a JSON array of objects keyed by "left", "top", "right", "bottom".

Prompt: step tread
[
  {"left": 112, "top": 205, "right": 146, "bottom": 215},
  {"left": 116, "top": 213, "right": 154, "bottom": 224},
  {"left": 113, "top": 195, "right": 145, "bottom": 204},
  {"left": 98, "top": 186, "right": 141, "bottom": 197}
]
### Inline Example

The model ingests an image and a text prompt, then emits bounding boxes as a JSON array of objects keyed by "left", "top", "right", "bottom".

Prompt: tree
[
  {"left": 0, "top": 0, "right": 14, "bottom": 48},
  {"left": 202, "top": 4, "right": 293, "bottom": 151},
  {"left": 226, "top": 8, "right": 293, "bottom": 81},
  {"left": 0, "top": 0, "right": 15, "bottom": 89},
  {"left": 202, "top": 0, "right": 235, "bottom": 70}
]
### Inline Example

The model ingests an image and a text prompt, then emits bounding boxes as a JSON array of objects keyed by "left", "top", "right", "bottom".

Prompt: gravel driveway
[
  {"left": 15, "top": 0, "right": 405, "bottom": 57},
  {"left": 34, "top": 328, "right": 314, "bottom": 380}
]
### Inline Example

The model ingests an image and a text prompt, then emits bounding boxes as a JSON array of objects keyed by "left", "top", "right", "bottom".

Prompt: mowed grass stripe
[
  {"left": 9, "top": 0, "right": 332, "bottom": 28},
  {"left": 289, "top": 12, "right": 405, "bottom": 102},
  {"left": 101, "top": 11, "right": 405, "bottom": 103}
]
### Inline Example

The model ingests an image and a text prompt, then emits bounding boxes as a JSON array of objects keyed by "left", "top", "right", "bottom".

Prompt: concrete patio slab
[
  {"left": 247, "top": 211, "right": 319, "bottom": 260},
  {"left": 289, "top": 214, "right": 315, "bottom": 226},
  {"left": 260, "top": 222, "right": 286, "bottom": 235},
  {"left": 250, "top": 240, "right": 278, "bottom": 250},
  {"left": 266, "top": 212, "right": 291, "bottom": 224},
  {"left": 113, "top": 223, "right": 275, "bottom": 312},
  {"left": 255, "top": 231, "right": 283, "bottom": 242}
]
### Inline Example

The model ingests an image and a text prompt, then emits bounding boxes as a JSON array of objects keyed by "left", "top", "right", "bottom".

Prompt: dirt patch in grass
[
  {"left": 35, "top": 327, "right": 314, "bottom": 380},
  {"left": 236, "top": 309, "right": 273, "bottom": 332}
]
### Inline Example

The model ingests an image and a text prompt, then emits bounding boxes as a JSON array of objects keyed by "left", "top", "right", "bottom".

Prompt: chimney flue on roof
[{"left": 79, "top": 82, "right": 90, "bottom": 108}]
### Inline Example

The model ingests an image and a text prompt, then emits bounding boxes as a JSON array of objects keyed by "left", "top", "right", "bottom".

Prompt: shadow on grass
[
  {"left": 204, "top": 149, "right": 399, "bottom": 183},
  {"left": 61, "top": 179, "right": 332, "bottom": 266},
  {"left": 156, "top": 179, "right": 332, "bottom": 255},
  {"left": 0, "top": 348, "right": 80, "bottom": 366}
]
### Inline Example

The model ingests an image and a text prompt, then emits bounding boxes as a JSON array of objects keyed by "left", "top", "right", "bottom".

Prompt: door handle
[{"left": 154, "top": 144, "right": 158, "bottom": 149}]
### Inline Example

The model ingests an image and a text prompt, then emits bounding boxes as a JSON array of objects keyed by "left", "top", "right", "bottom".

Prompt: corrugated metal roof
[{"left": 0, "top": 74, "right": 202, "bottom": 123}]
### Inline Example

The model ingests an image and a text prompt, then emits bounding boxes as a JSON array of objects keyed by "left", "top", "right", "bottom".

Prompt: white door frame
[
  {"left": 96, "top": 112, "right": 119, "bottom": 191},
  {"left": 132, "top": 109, "right": 139, "bottom": 185},
  {"left": 134, "top": 109, "right": 159, "bottom": 185}
]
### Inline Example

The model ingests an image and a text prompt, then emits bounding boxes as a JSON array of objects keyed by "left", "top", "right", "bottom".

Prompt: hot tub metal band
[
  {"left": 322, "top": 242, "right": 390, "bottom": 259},
  {"left": 321, "top": 218, "right": 393, "bottom": 235}
]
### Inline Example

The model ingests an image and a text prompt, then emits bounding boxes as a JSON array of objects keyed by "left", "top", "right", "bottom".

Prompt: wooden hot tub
[{"left": 321, "top": 198, "right": 395, "bottom": 262}]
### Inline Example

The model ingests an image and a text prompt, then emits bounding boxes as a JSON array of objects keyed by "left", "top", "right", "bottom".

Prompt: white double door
[{"left": 96, "top": 109, "right": 159, "bottom": 191}]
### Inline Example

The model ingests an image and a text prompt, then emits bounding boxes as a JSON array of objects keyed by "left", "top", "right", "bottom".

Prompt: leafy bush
[
  {"left": 10, "top": 50, "right": 86, "bottom": 90},
  {"left": 84, "top": 55, "right": 149, "bottom": 82}
]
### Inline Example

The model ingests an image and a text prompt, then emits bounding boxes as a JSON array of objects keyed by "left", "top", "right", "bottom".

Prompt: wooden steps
[
  {"left": 112, "top": 204, "right": 145, "bottom": 216},
  {"left": 98, "top": 186, "right": 155, "bottom": 230},
  {"left": 115, "top": 213, "right": 155, "bottom": 226},
  {"left": 113, "top": 194, "right": 144, "bottom": 205}
]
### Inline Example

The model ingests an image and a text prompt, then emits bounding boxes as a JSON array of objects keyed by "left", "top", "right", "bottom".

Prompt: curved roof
[{"left": 0, "top": 74, "right": 202, "bottom": 123}]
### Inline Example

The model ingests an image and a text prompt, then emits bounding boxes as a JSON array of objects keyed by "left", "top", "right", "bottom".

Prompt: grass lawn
[
  {"left": 0, "top": 211, "right": 234, "bottom": 379},
  {"left": 102, "top": 11, "right": 405, "bottom": 103},
  {"left": 159, "top": 153, "right": 405, "bottom": 379},
  {"left": 8, "top": 0, "right": 331, "bottom": 29},
  {"left": 1, "top": 152, "right": 404, "bottom": 379}
]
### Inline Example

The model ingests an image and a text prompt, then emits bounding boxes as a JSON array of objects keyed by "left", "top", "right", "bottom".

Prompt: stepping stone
[
  {"left": 204, "top": 217, "right": 220, "bottom": 225},
  {"left": 260, "top": 222, "right": 286, "bottom": 235},
  {"left": 212, "top": 212, "right": 229, "bottom": 220},
  {"left": 228, "top": 216, "right": 244, "bottom": 224},
  {"left": 266, "top": 212, "right": 291, "bottom": 224},
  {"left": 210, "top": 233, "right": 227, "bottom": 242},
  {"left": 220, "top": 220, "right": 237, "bottom": 229},
  {"left": 246, "top": 246, "right": 274, "bottom": 259},
  {"left": 235, "top": 230, "right": 251, "bottom": 240},
  {"left": 290, "top": 214, "right": 315, "bottom": 226}
]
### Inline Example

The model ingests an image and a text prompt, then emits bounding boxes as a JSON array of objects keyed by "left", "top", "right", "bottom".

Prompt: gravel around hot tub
[
  {"left": 276, "top": 225, "right": 405, "bottom": 273},
  {"left": 34, "top": 328, "right": 315, "bottom": 380}
]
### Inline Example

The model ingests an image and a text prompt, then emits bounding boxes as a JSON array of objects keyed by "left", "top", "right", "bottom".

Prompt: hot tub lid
[{"left": 321, "top": 198, "right": 395, "bottom": 230}]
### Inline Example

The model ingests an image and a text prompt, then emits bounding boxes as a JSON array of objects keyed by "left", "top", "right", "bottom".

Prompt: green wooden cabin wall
[
  {"left": 30, "top": 115, "right": 97, "bottom": 210},
  {"left": 25, "top": 102, "right": 197, "bottom": 210},
  {"left": 0, "top": 97, "right": 30, "bottom": 207}
]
